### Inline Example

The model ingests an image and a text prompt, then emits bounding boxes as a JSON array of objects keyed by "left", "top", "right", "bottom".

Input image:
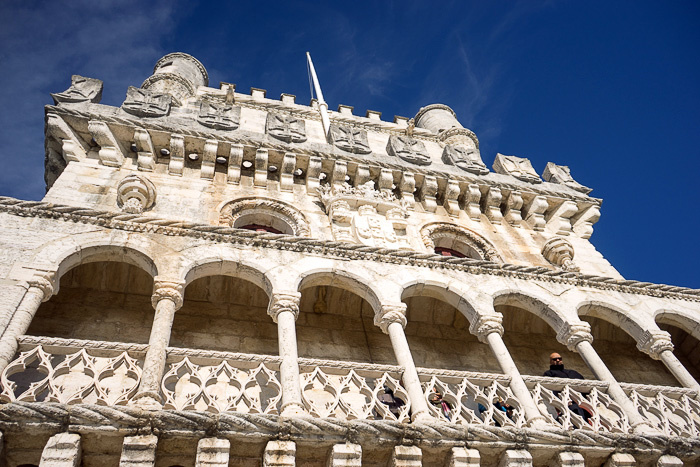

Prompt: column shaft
[
  {"left": 277, "top": 309, "right": 304, "bottom": 414},
  {"left": 0, "top": 286, "right": 46, "bottom": 373},
  {"left": 485, "top": 332, "right": 546, "bottom": 426},
  {"left": 135, "top": 297, "right": 177, "bottom": 403},
  {"left": 387, "top": 321, "right": 431, "bottom": 421},
  {"left": 658, "top": 349, "right": 700, "bottom": 394},
  {"left": 575, "top": 340, "right": 653, "bottom": 431}
]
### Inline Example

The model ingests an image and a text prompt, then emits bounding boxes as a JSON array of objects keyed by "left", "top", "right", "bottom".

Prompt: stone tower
[{"left": 0, "top": 53, "right": 699, "bottom": 466}]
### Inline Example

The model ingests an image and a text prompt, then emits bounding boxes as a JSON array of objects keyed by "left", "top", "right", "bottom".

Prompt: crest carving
[
  {"left": 122, "top": 86, "right": 172, "bottom": 117},
  {"left": 318, "top": 182, "right": 411, "bottom": 249},
  {"left": 492, "top": 153, "right": 542, "bottom": 184},
  {"left": 442, "top": 145, "right": 489, "bottom": 175},
  {"left": 387, "top": 135, "right": 431, "bottom": 166},
  {"left": 543, "top": 162, "right": 592, "bottom": 194},
  {"left": 329, "top": 124, "right": 372, "bottom": 154},
  {"left": 51, "top": 75, "right": 103, "bottom": 105},
  {"left": 197, "top": 101, "right": 240, "bottom": 130},
  {"left": 266, "top": 113, "right": 307, "bottom": 143}
]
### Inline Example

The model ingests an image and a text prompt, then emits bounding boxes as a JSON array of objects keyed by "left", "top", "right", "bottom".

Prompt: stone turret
[
  {"left": 140, "top": 52, "right": 208, "bottom": 103},
  {"left": 414, "top": 104, "right": 461, "bottom": 133}
]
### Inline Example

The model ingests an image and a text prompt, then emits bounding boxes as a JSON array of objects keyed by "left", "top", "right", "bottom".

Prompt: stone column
[
  {"left": 132, "top": 279, "right": 184, "bottom": 409},
  {"left": 267, "top": 292, "right": 305, "bottom": 416},
  {"left": 471, "top": 313, "right": 547, "bottom": 427},
  {"left": 263, "top": 440, "right": 295, "bottom": 467},
  {"left": 375, "top": 303, "right": 431, "bottom": 422},
  {"left": 557, "top": 322, "right": 657, "bottom": 433},
  {"left": 120, "top": 435, "right": 157, "bottom": 467},
  {"left": 636, "top": 329, "right": 700, "bottom": 394},
  {"left": 0, "top": 272, "right": 56, "bottom": 374},
  {"left": 195, "top": 438, "right": 230, "bottom": 467}
]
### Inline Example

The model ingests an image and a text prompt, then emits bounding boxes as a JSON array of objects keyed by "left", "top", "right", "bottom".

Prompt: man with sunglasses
[{"left": 544, "top": 353, "right": 591, "bottom": 422}]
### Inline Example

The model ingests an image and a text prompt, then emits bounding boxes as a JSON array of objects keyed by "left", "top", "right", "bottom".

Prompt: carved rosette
[
  {"left": 542, "top": 237, "right": 579, "bottom": 271},
  {"left": 556, "top": 322, "right": 594, "bottom": 351},
  {"left": 51, "top": 75, "right": 103, "bottom": 105},
  {"left": 267, "top": 293, "right": 301, "bottom": 323},
  {"left": 117, "top": 175, "right": 157, "bottom": 214},
  {"left": 636, "top": 330, "right": 674, "bottom": 360},
  {"left": 27, "top": 272, "right": 58, "bottom": 302},
  {"left": 374, "top": 304, "right": 408, "bottom": 334},
  {"left": 151, "top": 280, "right": 185, "bottom": 310},
  {"left": 469, "top": 314, "right": 504, "bottom": 343}
]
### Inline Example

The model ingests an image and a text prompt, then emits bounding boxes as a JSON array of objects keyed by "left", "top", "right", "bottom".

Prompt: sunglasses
[{"left": 550, "top": 357, "right": 562, "bottom": 361}]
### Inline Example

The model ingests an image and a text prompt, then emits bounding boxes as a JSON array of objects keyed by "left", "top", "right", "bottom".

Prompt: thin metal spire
[{"left": 306, "top": 52, "right": 331, "bottom": 138}]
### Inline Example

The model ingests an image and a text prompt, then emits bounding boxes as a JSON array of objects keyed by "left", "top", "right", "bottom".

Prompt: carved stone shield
[
  {"left": 51, "top": 75, "right": 103, "bottom": 105},
  {"left": 266, "top": 113, "right": 307, "bottom": 143},
  {"left": 329, "top": 124, "right": 372, "bottom": 154},
  {"left": 122, "top": 87, "right": 172, "bottom": 117},
  {"left": 387, "top": 135, "right": 431, "bottom": 166},
  {"left": 351, "top": 205, "right": 398, "bottom": 248},
  {"left": 197, "top": 101, "right": 240, "bottom": 131},
  {"left": 493, "top": 153, "right": 542, "bottom": 184},
  {"left": 442, "top": 145, "right": 489, "bottom": 175}
]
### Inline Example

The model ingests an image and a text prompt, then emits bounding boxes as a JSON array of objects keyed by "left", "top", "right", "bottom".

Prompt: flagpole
[{"left": 306, "top": 52, "right": 331, "bottom": 138}]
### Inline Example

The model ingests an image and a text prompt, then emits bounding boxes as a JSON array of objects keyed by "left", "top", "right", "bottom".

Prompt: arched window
[
  {"left": 420, "top": 222, "right": 501, "bottom": 262},
  {"left": 219, "top": 197, "right": 310, "bottom": 237}
]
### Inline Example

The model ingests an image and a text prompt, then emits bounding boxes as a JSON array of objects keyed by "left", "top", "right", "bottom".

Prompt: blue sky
[{"left": 0, "top": 1, "right": 698, "bottom": 288}]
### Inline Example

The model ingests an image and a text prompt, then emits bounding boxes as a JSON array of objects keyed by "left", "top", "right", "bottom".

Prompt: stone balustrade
[{"left": 3, "top": 334, "right": 699, "bottom": 439}]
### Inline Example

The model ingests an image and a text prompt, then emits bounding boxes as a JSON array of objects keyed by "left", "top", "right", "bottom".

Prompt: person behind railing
[
  {"left": 478, "top": 397, "right": 514, "bottom": 426},
  {"left": 428, "top": 387, "right": 452, "bottom": 421},
  {"left": 544, "top": 352, "right": 591, "bottom": 423},
  {"left": 377, "top": 385, "right": 405, "bottom": 419}
]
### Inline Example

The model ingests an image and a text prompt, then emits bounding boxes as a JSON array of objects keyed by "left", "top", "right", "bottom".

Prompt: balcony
[{"left": 3, "top": 335, "right": 699, "bottom": 437}]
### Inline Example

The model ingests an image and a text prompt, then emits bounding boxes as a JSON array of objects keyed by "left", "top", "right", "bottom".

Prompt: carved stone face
[
  {"left": 329, "top": 125, "right": 372, "bottom": 154},
  {"left": 387, "top": 135, "right": 431, "bottom": 166},
  {"left": 197, "top": 101, "right": 240, "bottom": 131},
  {"left": 266, "top": 113, "right": 307, "bottom": 143},
  {"left": 442, "top": 145, "right": 488, "bottom": 174},
  {"left": 122, "top": 87, "right": 171, "bottom": 117},
  {"left": 51, "top": 75, "right": 104, "bottom": 105}
]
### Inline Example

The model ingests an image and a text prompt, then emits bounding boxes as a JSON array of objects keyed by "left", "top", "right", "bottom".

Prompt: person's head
[{"left": 549, "top": 353, "right": 563, "bottom": 366}]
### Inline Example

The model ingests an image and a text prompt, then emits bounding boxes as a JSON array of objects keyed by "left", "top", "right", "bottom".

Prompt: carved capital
[
  {"left": 469, "top": 314, "right": 503, "bottom": 343},
  {"left": 556, "top": 322, "right": 594, "bottom": 351},
  {"left": 637, "top": 329, "right": 674, "bottom": 360},
  {"left": 27, "top": 271, "right": 57, "bottom": 302},
  {"left": 374, "top": 303, "right": 407, "bottom": 334},
  {"left": 267, "top": 292, "right": 301, "bottom": 322},
  {"left": 151, "top": 280, "right": 185, "bottom": 310}
]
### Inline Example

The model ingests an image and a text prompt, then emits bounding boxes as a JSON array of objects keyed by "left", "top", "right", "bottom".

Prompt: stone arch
[
  {"left": 27, "top": 231, "right": 170, "bottom": 282},
  {"left": 400, "top": 279, "right": 480, "bottom": 325},
  {"left": 218, "top": 197, "right": 311, "bottom": 237},
  {"left": 577, "top": 301, "right": 650, "bottom": 343},
  {"left": 493, "top": 290, "right": 567, "bottom": 333},
  {"left": 295, "top": 266, "right": 392, "bottom": 315},
  {"left": 654, "top": 309, "right": 700, "bottom": 341},
  {"left": 419, "top": 222, "right": 501, "bottom": 261}
]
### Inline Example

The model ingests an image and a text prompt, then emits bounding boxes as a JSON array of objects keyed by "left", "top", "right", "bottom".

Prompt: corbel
[
  {"left": 168, "top": 134, "right": 185, "bottom": 176},
  {"left": 134, "top": 128, "right": 155, "bottom": 171},
  {"left": 465, "top": 184, "right": 482, "bottom": 221},
  {"left": 522, "top": 195, "right": 548, "bottom": 231},
  {"left": 354, "top": 164, "right": 370, "bottom": 187},
  {"left": 280, "top": 152, "right": 296, "bottom": 192},
  {"left": 504, "top": 190, "right": 523, "bottom": 227},
  {"left": 87, "top": 120, "right": 125, "bottom": 167},
  {"left": 201, "top": 139, "right": 218, "bottom": 180},
  {"left": 227, "top": 144, "right": 243, "bottom": 184},
  {"left": 46, "top": 113, "right": 87, "bottom": 162},
  {"left": 330, "top": 160, "right": 347, "bottom": 189},
  {"left": 546, "top": 199, "right": 578, "bottom": 235},
  {"left": 481, "top": 186, "right": 502, "bottom": 224},
  {"left": 378, "top": 168, "right": 394, "bottom": 195},
  {"left": 571, "top": 204, "right": 601, "bottom": 239},
  {"left": 254, "top": 148, "right": 268, "bottom": 187},
  {"left": 306, "top": 156, "right": 322, "bottom": 194},
  {"left": 419, "top": 175, "right": 438, "bottom": 212},
  {"left": 443, "top": 179, "right": 461, "bottom": 217},
  {"left": 399, "top": 172, "right": 416, "bottom": 204}
]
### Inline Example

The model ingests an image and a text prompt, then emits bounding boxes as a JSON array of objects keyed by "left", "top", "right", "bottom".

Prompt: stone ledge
[{"left": 0, "top": 196, "right": 698, "bottom": 302}]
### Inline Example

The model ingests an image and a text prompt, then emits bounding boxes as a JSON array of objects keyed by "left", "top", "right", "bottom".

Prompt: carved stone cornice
[
  {"left": 2, "top": 196, "right": 699, "bottom": 303},
  {"left": 43, "top": 105, "right": 601, "bottom": 205},
  {"left": 469, "top": 314, "right": 504, "bottom": 343},
  {"left": 374, "top": 303, "right": 407, "bottom": 334},
  {"left": 151, "top": 280, "right": 185, "bottom": 309},
  {"left": 556, "top": 322, "right": 594, "bottom": 351},
  {"left": 27, "top": 271, "right": 57, "bottom": 302},
  {"left": 267, "top": 293, "right": 301, "bottom": 323},
  {"left": 636, "top": 330, "right": 674, "bottom": 360}
]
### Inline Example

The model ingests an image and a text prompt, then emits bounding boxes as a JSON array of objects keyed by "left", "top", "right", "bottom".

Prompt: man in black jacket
[{"left": 544, "top": 353, "right": 590, "bottom": 421}]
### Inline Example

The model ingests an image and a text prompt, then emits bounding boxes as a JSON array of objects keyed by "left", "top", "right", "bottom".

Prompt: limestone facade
[{"left": 0, "top": 52, "right": 699, "bottom": 466}]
